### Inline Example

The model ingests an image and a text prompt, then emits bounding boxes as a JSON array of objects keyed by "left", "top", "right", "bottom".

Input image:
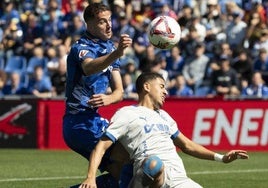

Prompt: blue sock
[
  {"left": 119, "top": 163, "right": 133, "bottom": 188},
  {"left": 96, "top": 173, "right": 119, "bottom": 188}
]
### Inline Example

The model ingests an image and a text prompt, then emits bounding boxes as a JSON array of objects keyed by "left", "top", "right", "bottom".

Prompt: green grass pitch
[{"left": 0, "top": 149, "right": 267, "bottom": 188}]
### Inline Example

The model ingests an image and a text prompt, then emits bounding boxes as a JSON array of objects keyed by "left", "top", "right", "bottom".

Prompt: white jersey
[{"left": 105, "top": 105, "right": 187, "bottom": 179}]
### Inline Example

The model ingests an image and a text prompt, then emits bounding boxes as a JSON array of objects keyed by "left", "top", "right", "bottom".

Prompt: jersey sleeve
[
  {"left": 77, "top": 42, "right": 96, "bottom": 62},
  {"left": 104, "top": 107, "right": 131, "bottom": 142}
]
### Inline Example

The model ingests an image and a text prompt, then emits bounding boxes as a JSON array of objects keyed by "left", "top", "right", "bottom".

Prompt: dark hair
[
  {"left": 83, "top": 3, "right": 111, "bottom": 23},
  {"left": 135, "top": 72, "right": 164, "bottom": 94}
]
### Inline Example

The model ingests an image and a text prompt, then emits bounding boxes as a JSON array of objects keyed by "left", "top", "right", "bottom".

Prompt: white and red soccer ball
[{"left": 148, "top": 16, "right": 181, "bottom": 49}]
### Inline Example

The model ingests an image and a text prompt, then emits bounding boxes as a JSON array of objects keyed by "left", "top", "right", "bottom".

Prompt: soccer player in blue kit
[{"left": 63, "top": 3, "right": 132, "bottom": 187}]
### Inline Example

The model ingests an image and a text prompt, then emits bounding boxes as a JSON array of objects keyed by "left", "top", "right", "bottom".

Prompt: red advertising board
[{"left": 36, "top": 98, "right": 268, "bottom": 151}]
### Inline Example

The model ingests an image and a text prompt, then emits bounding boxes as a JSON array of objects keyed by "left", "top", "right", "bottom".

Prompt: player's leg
[
  {"left": 128, "top": 155, "right": 165, "bottom": 188},
  {"left": 63, "top": 114, "right": 120, "bottom": 187},
  {"left": 107, "top": 142, "right": 133, "bottom": 188},
  {"left": 177, "top": 178, "right": 203, "bottom": 188},
  {"left": 119, "top": 163, "right": 133, "bottom": 188},
  {"left": 164, "top": 165, "right": 203, "bottom": 188}
]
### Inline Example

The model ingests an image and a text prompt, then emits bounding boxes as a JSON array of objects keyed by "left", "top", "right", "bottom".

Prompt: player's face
[
  {"left": 148, "top": 78, "right": 167, "bottom": 110},
  {"left": 89, "top": 10, "right": 112, "bottom": 40}
]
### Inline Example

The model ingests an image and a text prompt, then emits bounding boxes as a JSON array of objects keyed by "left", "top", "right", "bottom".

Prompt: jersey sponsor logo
[
  {"left": 79, "top": 50, "right": 89, "bottom": 58},
  {"left": 144, "top": 123, "right": 170, "bottom": 133},
  {"left": 101, "top": 49, "right": 107, "bottom": 54}
]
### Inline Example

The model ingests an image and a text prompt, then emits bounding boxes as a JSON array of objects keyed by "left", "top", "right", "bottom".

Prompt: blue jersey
[{"left": 65, "top": 33, "right": 120, "bottom": 115}]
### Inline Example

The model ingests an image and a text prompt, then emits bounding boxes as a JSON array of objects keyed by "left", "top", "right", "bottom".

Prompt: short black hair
[
  {"left": 83, "top": 3, "right": 110, "bottom": 23},
  {"left": 136, "top": 72, "right": 164, "bottom": 94}
]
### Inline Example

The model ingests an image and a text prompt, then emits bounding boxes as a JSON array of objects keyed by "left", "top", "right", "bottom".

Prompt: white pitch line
[
  {"left": 188, "top": 168, "right": 268, "bottom": 175},
  {"left": 0, "top": 169, "right": 268, "bottom": 182},
  {"left": 0, "top": 176, "right": 84, "bottom": 182}
]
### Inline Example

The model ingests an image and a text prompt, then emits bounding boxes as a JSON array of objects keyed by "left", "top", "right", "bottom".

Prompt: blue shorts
[{"left": 63, "top": 113, "right": 113, "bottom": 172}]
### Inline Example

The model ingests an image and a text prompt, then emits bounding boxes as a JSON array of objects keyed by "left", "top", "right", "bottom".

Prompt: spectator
[
  {"left": 251, "top": 28, "right": 268, "bottom": 58},
  {"left": 111, "top": 0, "right": 126, "bottom": 35},
  {"left": 177, "top": 4, "right": 193, "bottom": 30},
  {"left": 139, "top": 44, "right": 157, "bottom": 72},
  {"left": 219, "top": 42, "right": 233, "bottom": 58},
  {"left": 133, "top": 18, "right": 151, "bottom": 63},
  {"left": 25, "top": 65, "right": 53, "bottom": 98},
  {"left": 51, "top": 58, "right": 66, "bottom": 96},
  {"left": 245, "top": 10, "right": 267, "bottom": 50},
  {"left": 165, "top": 45, "right": 185, "bottom": 80},
  {"left": 47, "top": 44, "right": 68, "bottom": 75},
  {"left": 41, "top": 2, "right": 66, "bottom": 47},
  {"left": 154, "top": 1, "right": 178, "bottom": 20},
  {"left": 182, "top": 42, "right": 210, "bottom": 95},
  {"left": 0, "top": 0, "right": 20, "bottom": 30},
  {"left": 242, "top": 71, "right": 268, "bottom": 97},
  {"left": 62, "top": 0, "right": 83, "bottom": 27},
  {"left": 64, "top": 14, "right": 85, "bottom": 49},
  {"left": 113, "top": 11, "right": 136, "bottom": 40},
  {"left": 122, "top": 60, "right": 141, "bottom": 85},
  {"left": 122, "top": 72, "right": 138, "bottom": 100},
  {"left": 0, "top": 69, "right": 7, "bottom": 97},
  {"left": 168, "top": 73, "right": 194, "bottom": 97},
  {"left": 201, "top": 0, "right": 225, "bottom": 45},
  {"left": 46, "top": 46, "right": 59, "bottom": 73},
  {"left": 211, "top": 55, "right": 241, "bottom": 96},
  {"left": 150, "top": 56, "right": 170, "bottom": 86},
  {"left": 231, "top": 48, "right": 254, "bottom": 87},
  {"left": 180, "top": 25, "right": 202, "bottom": 57},
  {"left": 191, "top": 14, "right": 207, "bottom": 42},
  {"left": 2, "top": 20, "right": 24, "bottom": 59},
  {"left": 253, "top": 48, "right": 268, "bottom": 83},
  {"left": 2, "top": 71, "right": 27, "bottom": 95},
  {"left": 26, "top": 46, "right": 48, "bottom": 75},
  {"left": 21, "top": 12, "right": 44, "bottom": 59},
  {"left": 225, "top": 9, "right": 247, "bottom": 50}
]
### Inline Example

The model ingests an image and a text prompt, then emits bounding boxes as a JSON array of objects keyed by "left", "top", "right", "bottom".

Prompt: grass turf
[{"left": 0, "top": 149, "right": 267, "bottom": 188}]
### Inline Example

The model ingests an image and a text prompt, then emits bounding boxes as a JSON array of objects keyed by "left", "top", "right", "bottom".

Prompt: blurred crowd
[{"left": 1, "top": 0, "right": 268, "bottom": 99}]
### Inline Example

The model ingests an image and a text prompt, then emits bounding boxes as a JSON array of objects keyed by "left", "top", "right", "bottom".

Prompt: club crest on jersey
[{"left": 79, "top": 50, "right": 89, "bottom": 58}]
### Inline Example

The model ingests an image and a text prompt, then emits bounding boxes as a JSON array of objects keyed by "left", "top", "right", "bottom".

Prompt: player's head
[
  {"left": 83, "top": 3, "right": 112, "bottom": 40},
  {"left": 136, "top": 72, "right": 167, "bottom": 110}
]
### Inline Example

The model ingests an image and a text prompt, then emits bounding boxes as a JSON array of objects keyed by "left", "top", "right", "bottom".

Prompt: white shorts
[{"left": 162, "top": 165, "right": 203, "bottom": 188}]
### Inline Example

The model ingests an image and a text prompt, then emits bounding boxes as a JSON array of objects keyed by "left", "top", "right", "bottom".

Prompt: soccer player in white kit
[{"left": 79, "top": 72, "right": 249, "bottom": 188}]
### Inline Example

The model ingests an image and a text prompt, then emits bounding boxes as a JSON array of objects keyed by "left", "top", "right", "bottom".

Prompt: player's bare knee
[{"left": 142, "top": 155, "right": 164, "bottom": 179}]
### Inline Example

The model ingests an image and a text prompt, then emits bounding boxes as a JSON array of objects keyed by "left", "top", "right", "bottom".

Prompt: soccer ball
[{"left": 148, "top": 16, "right": 181, "bottom": 49}]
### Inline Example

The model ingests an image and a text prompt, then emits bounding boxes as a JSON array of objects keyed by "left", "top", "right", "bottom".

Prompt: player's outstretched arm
[
  {"left": 173, "top": 133, "right": 249, "bottom": 163},
  {"left": 79, "top": 138, "right": 113, "bottom": 188},
  {"left": 82, "top": 34, "right": 132, "bottom": 75}
]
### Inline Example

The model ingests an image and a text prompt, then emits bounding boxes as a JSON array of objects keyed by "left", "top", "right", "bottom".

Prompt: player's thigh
[
  {"left": 177, "top": 178, "right": 203, "bottom": 188},
  {"left": 106, "top": 142, "right": 131, "bottom": 179},
  {"left": 63, "top": 114, "right": 109, "bottom": 157},
  {"left": 110, "top": 141, "right": 130, "bottom": 163},
  {"left": 165, "top": 167, "right": 202, "bottom": 188}
]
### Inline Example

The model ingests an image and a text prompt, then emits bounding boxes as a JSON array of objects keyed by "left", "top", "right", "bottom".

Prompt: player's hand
[
  {"left": 222, "top": 150, "right": 249, "bottom": 163},
  {"left": 79, "top": 178, "right": 96, "bottom": 188},
  {"left": 116, "top": 34, "right": 132, "bottom": 56},
  {"left": 88, "top": 94, "right": 112, "bottom": 107}
]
